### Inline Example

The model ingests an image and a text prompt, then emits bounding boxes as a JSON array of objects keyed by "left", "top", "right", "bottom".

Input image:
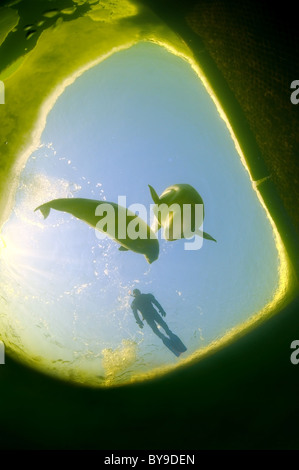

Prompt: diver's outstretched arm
[
  {"left": 131, "top": 306, "right": 144, "bottom": 328},
  {"left": 151, "top": 296, "right": 166, "bottom": 317}
]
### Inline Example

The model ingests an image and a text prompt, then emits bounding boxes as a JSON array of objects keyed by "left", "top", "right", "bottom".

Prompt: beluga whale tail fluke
[
  {"left": 35, "top": 203, "right": 51, "bottom": 219},
  {"left": 196, "top": 229, "right": 216, "bottom": 242},
  {"left": 148, "top": 183, "right": 216, "bottom": 243},
  {"left": 35, "top": 197, "right": 159, "bottom": 264}
]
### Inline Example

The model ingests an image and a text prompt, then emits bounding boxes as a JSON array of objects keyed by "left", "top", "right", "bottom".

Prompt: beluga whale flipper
[
  {"left": 148, "top": 184, "right": 216, "bottom": 242},
  {"left": 35, "top": 197, "right": 159, "bottom": 264}
]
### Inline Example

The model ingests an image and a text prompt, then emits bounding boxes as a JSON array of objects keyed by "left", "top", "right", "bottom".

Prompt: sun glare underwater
[{"left": 0, "top": 40, "right": 288, "bottom": 387}]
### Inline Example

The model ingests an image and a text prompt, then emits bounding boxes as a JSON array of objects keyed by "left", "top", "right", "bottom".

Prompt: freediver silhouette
[{"left": 130, "top": 289, "right": 187, "bottom": 357}]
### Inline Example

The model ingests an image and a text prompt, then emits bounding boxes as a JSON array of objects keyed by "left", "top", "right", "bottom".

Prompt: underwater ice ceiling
[{"left": 0, "top": 41, "right": 283, "bottom": 386}]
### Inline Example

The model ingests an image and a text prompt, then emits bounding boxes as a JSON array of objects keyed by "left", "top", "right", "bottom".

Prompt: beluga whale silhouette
[
  {"left": 35, "top": 197, "right": 159, "bottom": 264},
  {"left": 148, "top": 184, "right": 216, "bottom": 243}
]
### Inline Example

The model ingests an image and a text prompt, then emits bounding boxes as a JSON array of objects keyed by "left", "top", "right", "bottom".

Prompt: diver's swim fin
[
  {"left": 169, "top": 334, "right": 187, "bottom": 353},
  {"left": 162, "top": 337, "right": 182, "bottom": 357},
  {"left": 162, "top": 335, "right": 187, "bottom": 357}
]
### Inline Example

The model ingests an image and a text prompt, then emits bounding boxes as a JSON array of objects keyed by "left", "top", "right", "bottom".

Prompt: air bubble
[
  {"left": 26, "top": 30, "right": 37, "bottom": 40},
  {"left": 43, "top": 9, "right": 59, "bottom": 18},
  {"left": 61, "top": 7, "right": 77, "bottom": 15},
  {"left": 24, "top": 25, "right": 35, "bottom": 32}
]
